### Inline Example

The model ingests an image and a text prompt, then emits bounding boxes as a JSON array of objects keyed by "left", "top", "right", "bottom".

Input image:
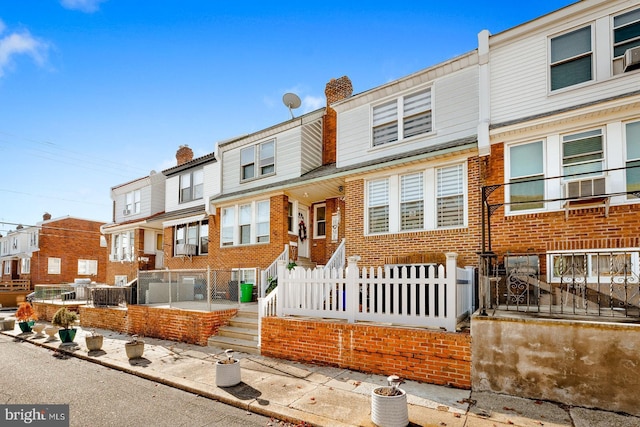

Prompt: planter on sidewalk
[
  {"left": 125, "top": 335, "right": 145, "bottom": 359},
  {"left": 215, "top": 349, "right": 241, "bottom": 387},
  {"left": 371, "top": 375, "right": 409, "bottom": 427},
  {"left": 85, "top": 330, "right": 104, "bottom": 351},
  {"left": 2, "top": 318, "right": 15, "bottom": 331}
]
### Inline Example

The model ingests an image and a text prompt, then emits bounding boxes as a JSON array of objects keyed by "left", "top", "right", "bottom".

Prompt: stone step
[
  {"left": 228, "top": 316, "right": 258, "bottom": 330},
  {"left": 218, "top": 325, "right": 259, "bottom": 342},
  {"left": 208, "top": 335, "right": 259, "bottom": 355}
]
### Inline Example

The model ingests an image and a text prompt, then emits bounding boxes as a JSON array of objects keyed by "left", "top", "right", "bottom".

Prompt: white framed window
[
  {"left": 220, "top": 200, "right": 271, "bottom": 246},
  {"left": 20, "top": 258, "right": 30, "bottom": 274},
  {"left": 437, "top": 164, "right": 464, "bottom": 228},
  {"left": 124, "top": 190, "right": 141, "bottom": 215},
  {"left": 613, "top": 8, "right": 640, "bottom": 58},
  {"left": 314, "top": 204, "right": 326, "bottom": 238},
  {"left": 114, "top": 275, "right": 128, "bottom": 286},
  {"left": 287, "top": 202, "right": 294, "bottom": 233},
  {"left": 562, "top": 129, "right": 604, "bottom": 179},
  {"left": 179, "top": 169, "right": 204, "bottom": 203},
  {"left": 241, "top": 140, "right": 276, "bottom": 181},
  {"left": 626, "top": 120, "right": 640, "bottom": 198},
  {"left": 174, "top": 219, "right": 208, "bottom": 256},
  {"left": 4, "top": 261, "right": 10, "bottom": 275},
  {"left": 231, "top": 268, "right": 256, "bottom": 285},
  {"left": 548, "top": 250, "right": 639, "bottom": 282},
  {"left": 367, "top": 178, "right": 390, "bottom": 234},
  {"left": 78, "top": 259, "right": 98, "bottom": 275},
  {"left": 48, "top": 257, "right": 61, "bottom": 275},
  {"left": 508, "top": 141, "right": 545, "bottom": 211},
  {"left": 400, "top": 173, "right": 424, "bottom": 231},
  {"left": 111, "top": 231, "right": 135, "bottom": 262},
  {"left": 12, "top": 237, "right": 18, "bottom": 250},
  {"left": 550, "top": 26, "right": 593, "bottom": 91},
  {"left": 372, "top": 88, "right": 432, "bottom": 147},
  {"left": 29, "top": 232, "right": 38, "bottom": 248}
]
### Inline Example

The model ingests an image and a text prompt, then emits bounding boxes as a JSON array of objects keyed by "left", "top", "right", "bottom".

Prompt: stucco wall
[{"left": 472, "top": 313, "right": 640, "bottom": 416}]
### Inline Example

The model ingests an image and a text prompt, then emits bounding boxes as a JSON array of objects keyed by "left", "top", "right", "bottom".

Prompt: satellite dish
[{"left": 282, "top": 93, "right": 301, "bottom": 119}]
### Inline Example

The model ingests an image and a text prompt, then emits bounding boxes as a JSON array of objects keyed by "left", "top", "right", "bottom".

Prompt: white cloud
[
  {"left": 302, "top": 95, "right": 324, "bottom": 113},
  {"left": 0, "top": 26, "right": 49, "bottom": 78},
  {"left": 60, "top": 0, "right": 107, "bottom": 13}
]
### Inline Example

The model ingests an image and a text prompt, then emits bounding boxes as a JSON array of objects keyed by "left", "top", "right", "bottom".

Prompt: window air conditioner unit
[
  {"left": 123, "top": 209, "right": 131, "bottom": 216},
  {"left": 623, "top": 46, "right": 640, "bottom": 72},
  {"left": 175, "top": 243, "right": 197, "bottom": 256},
  {"left": 564, "top": 177, "right": 606, "bottom": 199}
]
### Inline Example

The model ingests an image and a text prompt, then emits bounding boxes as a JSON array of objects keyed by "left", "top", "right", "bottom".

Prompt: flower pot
[
  {"left": 32, "top": 323, "right": 46, "bottom": 337},
  {"left": 371, "top": 386, "right": 408, "bottom": 427},
  {"left": 44, "top": 326, "right": 59, "bottom": 340},
  {"left": 2, "top": 318, "right": 15, "bottom": 331},
  {"left": 18, "top": 321, "right": 32, "bottom": 333},
  {"left": 215, "top": 359, "right": 241, "bottom": 387},
  {"left": 125, "top": 341, "right": 145, "bottom": 359},
  {"left": 58, "top": 328, "right": 77, "bottom": 343},
  {"left": 85, "top": 335, "right": 104, "bottom": 351}
]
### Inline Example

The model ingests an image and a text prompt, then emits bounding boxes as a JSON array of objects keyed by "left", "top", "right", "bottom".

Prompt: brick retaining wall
[{"left": 261, "top": 317, "right": 471, "bottom": 389}]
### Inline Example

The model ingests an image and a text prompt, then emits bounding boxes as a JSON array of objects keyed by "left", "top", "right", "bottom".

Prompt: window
[
  {"left": 78, "top": 259, "right": 98, "bottom": 275},
  {"left": 368, "top": 179, "right": 389, "bottom": 233},
  {"left": 614, "top": 8, "right": 640, "bottom": 58},
  {"left": 549, "top": 250, "right": 639, "bottom": 282},
  {"left": 174, "top": 219, "right": 208, "bottom": 256},
  {"left": 241, "top": 140, "right": 276, "bottom": 181},
  {"left": 437, "top": 165, "right": 464, "bottom": 227},
  {"left": 111, "top": 231, "right": 135, "bottom": 262},
  {"left": 314, "top": 204, "right": 326, "bottom": 238},
  {"left": 20, "top": 258, "right": 30, "bottom": 274},
  {"left": 232, "top": 268, "right": 256, "bottom": 285},
  {"left": 48, "top": 257, "right": 61, "bottom": 275},
  {"left": 372, "top": 89, "right": 432, "bottom": 147},
  {"left": 550, "top": 26, "right": 592, "bottom": 90},
  {"left": 124, "top": 190, "right": 141, "bottom": 215},
  {"left": 4, "top": 261, "right": 10, "bottom": 275},
  {"left": 626, "top": 121, "right": 640, "bottom": 198},
  {"left": 115, "top": 275, "right": 128, "bottom": 286},
  {"left": 287, "top": 202, "right": 294, "bottom": 233},
  {"left": 12, "top": 237, "right": 18, "bottom": 250},
  {"left": 29, "top": 232, "right": 37, "bottom": 248},
  {"left": 509, "top": 141, "right": 545, "bottom": 211},
  {"left": 562, "top": 129, "right": 603, "bottom": 179},
  {"left": 220, "top": 200, "right": 270, "bottom": 246},
  {"left": 179, "top": 169, "right": 204, "bottom": 203},
  {"left": 400, "top": 173, "right": 424, "bottom": 230}
]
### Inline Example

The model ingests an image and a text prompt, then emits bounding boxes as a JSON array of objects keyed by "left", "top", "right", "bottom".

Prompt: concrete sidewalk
[{"left": 2, "top": 322, "right": 639, "bottom": 427}]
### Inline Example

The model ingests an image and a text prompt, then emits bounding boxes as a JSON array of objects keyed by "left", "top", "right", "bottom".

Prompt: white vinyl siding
[
  {"left": 437, "top": 165, "right": 464, "bottom": 228},
  {"left": 400, "top": 173, "right": 424, "bottom": 231},
  {"left": 509, "top": 141, "right": 545, "bottom": 211}
]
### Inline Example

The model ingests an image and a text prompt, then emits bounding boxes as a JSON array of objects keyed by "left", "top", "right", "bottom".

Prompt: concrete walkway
[{"left": 2, "top": 322, "right": 639, "bottom": 427}]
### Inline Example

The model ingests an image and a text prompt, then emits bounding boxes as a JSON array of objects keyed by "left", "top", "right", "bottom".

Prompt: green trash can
[{"left": 240, "top": 283, "right": 253, "bottom": 302}]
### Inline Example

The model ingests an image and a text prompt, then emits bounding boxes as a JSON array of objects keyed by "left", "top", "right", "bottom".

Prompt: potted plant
[
  {"left": 371, "top": 375, "right": 409, "bottom": 427},
  {"left": 15, "top": 302, "right": 37, "bottom": 333},
  {"left": 125, "top": 334, "right": 144, "bottom": 359},
  {"left": 51, "top": 307, "right": 79, "bottom": 343},
  {"left": 215, "top": 349, "right": 241, "bottom": 387},
  {"left": 85, "top": 329, "right": 104, "bottom": 352}
]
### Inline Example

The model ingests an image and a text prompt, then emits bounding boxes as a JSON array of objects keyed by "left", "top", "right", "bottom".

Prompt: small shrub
[
  {"left": 51, "top": 307, "right": 78, "bottom": 330},
  {"left": 15, "top": 302, "right": 37, "bottom": 322}
]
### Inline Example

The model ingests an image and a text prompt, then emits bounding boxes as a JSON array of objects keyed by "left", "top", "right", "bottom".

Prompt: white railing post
[
  {"left": 445, "top": 252, "right": 458, "bottom": 332},
  {"left": 465, "top": 265, "right": 476, "bottom": 313},
  {"left": 346, "top": 255, "right": 360, "bottom": 323},
  {"left": 276, "top": 260, "right": 286, "bottom": 317}
]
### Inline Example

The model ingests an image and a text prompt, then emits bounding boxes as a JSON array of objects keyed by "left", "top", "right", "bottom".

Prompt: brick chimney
[
  {"left": 43, "top": 212, "right": 52, "bottom": 221},
  {"left": 323, "top": 76, "right": 353, "bottom": 165},
  {"left": 176, "top": 145, "right": 194, "bottom": 166}
]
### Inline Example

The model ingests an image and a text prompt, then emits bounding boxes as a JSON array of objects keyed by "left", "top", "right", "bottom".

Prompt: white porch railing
[
  {"left": 274, "top": 252, "right": 470, "bottom": 332},
  {"left": 323, "top": 238, "right": 346, "bottom": 271},
  {"left": 259, "top": 244, "right": 289, "bottom": 298}
]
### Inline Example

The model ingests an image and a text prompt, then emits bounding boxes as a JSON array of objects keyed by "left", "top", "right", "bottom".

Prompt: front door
[{"left": 297, "top": 207, "right": 309, "bottom": 258}]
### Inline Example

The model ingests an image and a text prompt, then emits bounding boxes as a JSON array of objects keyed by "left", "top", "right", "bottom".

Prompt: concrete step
[
  {"left": 208, "top": 335, "right": 259, "bottom": 355},
  {"left": 228, "top": 316, "right": 258, "bottom": 330},
  {"left": 218, "top": 325, "right": 259, "bottom": 342}
]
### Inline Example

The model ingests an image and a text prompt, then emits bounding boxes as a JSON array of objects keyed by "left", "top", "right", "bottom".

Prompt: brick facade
[
  {"left": 345, "top": 156, "right": 482, "bottom": 268},
  {"left": 309, "top": 197, "right": 346, "bottom": 265},
  {"left": 261, "top": 317, "right": 471, "bottom": 389},
  {"left": 30, "top": 217, "right": 106, "bottom": 285}
]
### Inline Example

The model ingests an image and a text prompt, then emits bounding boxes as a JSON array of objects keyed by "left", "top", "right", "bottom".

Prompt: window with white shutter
[
  {"left": 368, "top": 179, "right": 389, "bottom": 233},
  {"left": 400, "top": 172, "right": 424, "bottom": 230},
  {"left": 403, "top": 90, "right": 432, "bottom": 139},
  {"left": 372, "top": 102, "right": 398, "bottom": 147},
  {"left": 437, "top": 165, "right": 464, "bottom": 228},
  {"left": 372, "top": 88, "right": 432, "bottom": 147}
]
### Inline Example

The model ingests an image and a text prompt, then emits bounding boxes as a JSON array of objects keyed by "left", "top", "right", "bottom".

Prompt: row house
[
  {"left": 101, "top": 169, "right": 166, "bottom": 285},
  {"left": 1, "top": 213, "right": 106, "bottom": 287}
]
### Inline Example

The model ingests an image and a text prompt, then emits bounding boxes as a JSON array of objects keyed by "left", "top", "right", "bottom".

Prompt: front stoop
[{"left": 208, "top": 307, "right": 259, "bottom": 355}]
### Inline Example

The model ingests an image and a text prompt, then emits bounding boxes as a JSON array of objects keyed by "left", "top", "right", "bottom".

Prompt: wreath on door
[{"left": 298, "top": 213, "right": 307, "bottom": 242}]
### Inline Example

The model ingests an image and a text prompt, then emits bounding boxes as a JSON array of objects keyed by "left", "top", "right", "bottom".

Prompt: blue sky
[{"left": 0, "top": 0, "right": 575, "bottom": 230}]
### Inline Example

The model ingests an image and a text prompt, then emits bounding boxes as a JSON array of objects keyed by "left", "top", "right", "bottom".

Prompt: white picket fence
[{"left": 272, "top": 253, "right": 475, "bottom": 332}]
